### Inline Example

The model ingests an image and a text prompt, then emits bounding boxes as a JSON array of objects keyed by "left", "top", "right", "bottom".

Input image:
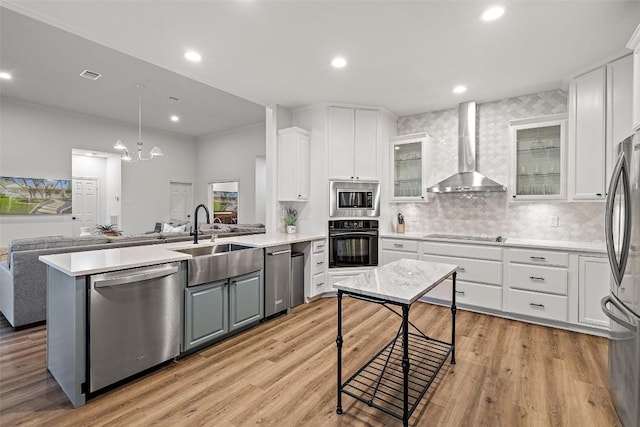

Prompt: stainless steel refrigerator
[{"left": 602, "top": 131, "right": 640, "bottom": 427}]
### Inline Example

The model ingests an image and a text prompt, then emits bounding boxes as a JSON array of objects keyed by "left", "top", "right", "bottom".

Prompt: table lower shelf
[{"left": 341, "top": 332, "right": 452, "bottom": 421}]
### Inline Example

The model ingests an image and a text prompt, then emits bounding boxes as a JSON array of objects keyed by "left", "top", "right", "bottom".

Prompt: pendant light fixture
[{"left": 114, "top": 84, "right": 163, "bottom": 162}]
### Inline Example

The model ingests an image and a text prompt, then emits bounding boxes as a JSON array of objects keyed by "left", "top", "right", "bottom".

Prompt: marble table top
[{"left": 333, "top": 259, "right": 459, "bottom": 305}]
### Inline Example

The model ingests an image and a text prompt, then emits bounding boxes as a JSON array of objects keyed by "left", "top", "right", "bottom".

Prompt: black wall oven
[{"left": 328, "top": 220, "right": 378, "bottom": 268}]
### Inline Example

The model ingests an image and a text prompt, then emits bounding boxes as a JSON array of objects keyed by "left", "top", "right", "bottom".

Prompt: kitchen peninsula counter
[{"left": 41, "top": 232, "right": 326, "bottom": 277}]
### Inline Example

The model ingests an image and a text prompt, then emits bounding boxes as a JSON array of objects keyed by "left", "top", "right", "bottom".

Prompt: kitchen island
[
  {"left": 39, "top": 232, "right": 325, "bottom": 408},
  {"left": 333, "top": 258, "right": 458, "bottom": 427}
]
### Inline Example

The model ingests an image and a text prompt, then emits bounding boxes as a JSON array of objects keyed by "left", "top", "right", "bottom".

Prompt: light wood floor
[{"left": 0, "top": 297, "right": 620, "bottom": 426}]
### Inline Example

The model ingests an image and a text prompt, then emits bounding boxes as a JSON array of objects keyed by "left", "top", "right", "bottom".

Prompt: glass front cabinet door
[
  {"left": 389, "top": 133, "right": 430, "bottom": 201},
  {"left": 509, "top": 115, "right": 567, "bottom": 201}
]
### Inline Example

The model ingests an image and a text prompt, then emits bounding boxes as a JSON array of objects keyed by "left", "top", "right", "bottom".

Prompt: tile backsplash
[{"left": 393, "top": 90, "right": 605, "bottom": 243}]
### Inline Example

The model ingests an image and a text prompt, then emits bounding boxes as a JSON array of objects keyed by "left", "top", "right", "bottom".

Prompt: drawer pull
[
  {"left": 529, "top": 276, "right": 546, "bottom": 281},
  {"left": 316, "top": 261, "right": 325, "bottom": 265},
  {"left": 393, "top": 243, "right": 404, "bottom": 248},
  {"left": 317, "top": 282, "right": 324, "bottom": 287},
  {"left": 529, "top": 303, "right": 545, "bottom": 308},
  {"left": 457, "top": 267, "right": 466, "bottom": 272},
  {"left": 455, "top": 291, "right": 465, "bottom": 295},
  {"left": 529, "top": 256, "right": 546, "bottom": 261}
]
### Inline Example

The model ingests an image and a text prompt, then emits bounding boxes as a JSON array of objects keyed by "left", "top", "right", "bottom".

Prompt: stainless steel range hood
[{"left": 427, "top": 102, "right": 506, "bottom": 193}]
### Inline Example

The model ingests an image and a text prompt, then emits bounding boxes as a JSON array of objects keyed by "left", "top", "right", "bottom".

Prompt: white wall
[
  {"left": 196, "top": 123, "right": 266, "bottom": 225},
  {"left": 0, "top": 97, "right": 197, "bottom": 245},
  {"left": 255, "top": 156, "right": 266, "bottom": 225}
]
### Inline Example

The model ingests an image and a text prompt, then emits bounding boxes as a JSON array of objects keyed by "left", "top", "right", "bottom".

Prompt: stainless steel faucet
[{"left": 192, "top": 204, "right": 210, "bottom": 244}]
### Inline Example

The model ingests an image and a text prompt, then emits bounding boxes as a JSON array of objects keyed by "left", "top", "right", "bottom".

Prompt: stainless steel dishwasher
[
  {"left": 88, "top": 262, "right": 182, "bottom": 393},
  {"left": 265, "top": 245, "right": 291, "bottom": 317}
]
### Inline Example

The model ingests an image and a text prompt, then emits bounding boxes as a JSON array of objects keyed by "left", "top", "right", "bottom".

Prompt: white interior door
[
  {"left": 170, "top": 182, "right": 193, "bottom": 223},
  {"left": 72, "top": 178, "right": 99, "bottom": 235}
]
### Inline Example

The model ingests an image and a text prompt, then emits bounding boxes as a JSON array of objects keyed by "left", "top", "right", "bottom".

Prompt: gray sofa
[{"left": 0, "top": 225, "right": 265, "bottom": 328}]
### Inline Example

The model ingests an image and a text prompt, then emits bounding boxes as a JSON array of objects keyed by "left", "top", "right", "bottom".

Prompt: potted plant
[
  {"left": 94, "top": 224, "right": 122, "bottom": 237},
  {"left": 284, "top": 207, "right": 297, "bottom": 234}
]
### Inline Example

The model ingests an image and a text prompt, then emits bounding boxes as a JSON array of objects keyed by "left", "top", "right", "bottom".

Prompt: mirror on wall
[{"left": 209, "top": 181, "right": 239, "bottom": 224}]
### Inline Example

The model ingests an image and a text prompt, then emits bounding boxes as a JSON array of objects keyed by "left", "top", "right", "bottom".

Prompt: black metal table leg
[
  {"left": 451, "top": 271, "right": 457, "bottom": 364},
  {"left": 336, "top": 290, "right": 343, "bottom": 415},
  {"left": 402, "top": 304, "right": 410, "bottom": 427}
]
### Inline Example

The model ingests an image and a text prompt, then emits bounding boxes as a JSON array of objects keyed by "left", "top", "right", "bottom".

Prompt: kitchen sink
[
  {"left": 175, "top": 244, "right": 253, "bottom": 257},
  {"left": 174, "top": 244, "right": 264, "bottom": 286}
]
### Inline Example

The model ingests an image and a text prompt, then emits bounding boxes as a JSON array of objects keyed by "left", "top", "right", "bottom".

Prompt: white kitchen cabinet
[
  {"left": 308, "top": 239, "right": 328, "bottom": 298},
  {"left": 569, "top": 67, "right": 607, "bottom": 200},
  {"left": 389, "top": 133, "right": 431, "bottom": 201},
  {"left": 505, "top": 248, "right": 569, "bottom": 323},
  {"left": 381, "top": 238, "right": 419, "bottom": 264},
  {"left": 568, "top": 54, "right": 633, "bottom": 201},
  {"left": 627, "top": 24, "right": 640, "bottom": 131},
  {"left": 509, "top": 115, "right": 567, "bottom": 200},
  {"left": 277, "top": 127, "right": 310, "bottom": 201},
  {"left": 328, "top": 107, "right": 378, "bottom": 181},
  {"left": 578, "top": 256, "right": 610, "bottom": 329},
  {"left": 420, "top": 241, "right": 503, "bottom": 311}
]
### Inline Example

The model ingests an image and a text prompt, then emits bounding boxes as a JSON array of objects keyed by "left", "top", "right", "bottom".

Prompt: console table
[{"left": 333, "top": 258, "right": 458, "bottom": 426}]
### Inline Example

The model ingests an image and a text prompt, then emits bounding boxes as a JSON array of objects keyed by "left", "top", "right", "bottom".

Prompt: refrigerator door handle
[
  {"left": 601, "top": 296, "right": 637, "bottom": 332},
  {"left": 605, "top": 151, "right": 632, "bottom": 287}
]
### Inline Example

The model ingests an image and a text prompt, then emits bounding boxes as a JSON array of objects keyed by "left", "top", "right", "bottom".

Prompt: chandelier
[{"left": 114, "top": 84, "right": 163, "bottom": 162}]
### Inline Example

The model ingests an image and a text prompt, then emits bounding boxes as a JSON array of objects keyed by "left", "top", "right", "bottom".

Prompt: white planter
[{"left": 286, "top": 225, "right": 297, "bottom": 234}]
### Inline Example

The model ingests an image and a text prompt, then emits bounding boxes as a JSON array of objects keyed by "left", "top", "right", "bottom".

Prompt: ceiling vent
[{"left": 79, "top": 69, "right": 102, "bottom": 80}]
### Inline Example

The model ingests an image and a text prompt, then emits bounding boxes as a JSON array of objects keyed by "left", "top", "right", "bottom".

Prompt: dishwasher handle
[
  {"left": 268, "top": 249, "right": 292, "bottom": 256},
  {"left": 93, "top": 264, "right": 179, "bottom": 288}
]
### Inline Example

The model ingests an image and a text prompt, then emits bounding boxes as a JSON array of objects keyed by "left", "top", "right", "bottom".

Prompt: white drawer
[
  {"left": 508, "top": 264, "right": 568, "bottom": 295},
  {"left": 382, "top": 249, "right": 418, "bottom": 265},
  {"left": 424, "top": 280, "right": 502, "bottom": 311},
  {"left": 382, "top": 238, "right": 418, "bottom": 253},
  {"left": 312, "top": 240, "right": 326, "bottom": 254},
  {"left": 422, "top": 242, "right": 502, "bottom": 261},
  {"left": 421, "top": 254, "right": 501, "bottom": 285},
  {"left": 508, "top": 248, "right": 568, "bottom": 267},
  {"left": 508, "top": 288, "right": 568, "bottom": 322},
  {"left": 312, "top": 272, "right": 326, "bottom": 292},
  {"left": 312, "top": 252, "right": 326, "bottom": 275}
]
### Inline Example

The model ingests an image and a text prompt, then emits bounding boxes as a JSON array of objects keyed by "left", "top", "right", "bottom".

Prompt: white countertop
[
  {"left": 381, "top": 232, "right": 606, "bottom": 253},
  {"left": 39, "top": 245, "right": 191, "bottom": 277},
  {"left": 40, "top": 232, "right": 326, "bottom": 276},
  {"left": 333, "top": 258, "right": 458, "bottom": 305}
]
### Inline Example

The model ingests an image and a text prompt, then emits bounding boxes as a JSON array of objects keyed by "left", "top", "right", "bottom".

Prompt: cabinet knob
[
  {"left": 596, "top": 193, "right": 602, "bottom": 197},
  {"left": 512, "top": 195, "right": 517, "bottom": 198},
  {"left": 356, "top": 177, "right": 359, "bottom": 179},
  {"left": 351, "top": 176, "right": 354, "bottom": 179}
]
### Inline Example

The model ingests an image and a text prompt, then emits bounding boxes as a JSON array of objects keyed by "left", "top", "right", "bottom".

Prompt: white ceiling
[
  {"left": 2, "top": 1, "right": 640, "bottom": 123},
  {"left": 0, "top": 8, "right": 266, "bottom": 137}
]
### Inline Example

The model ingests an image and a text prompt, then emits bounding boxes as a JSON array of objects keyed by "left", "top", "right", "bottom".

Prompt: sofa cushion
[
  {"left": 8, "top": 235, "right": 110, "bottom": 267},
  {"left": 108, "top": 233, "right": 162, "bottom": 243}
]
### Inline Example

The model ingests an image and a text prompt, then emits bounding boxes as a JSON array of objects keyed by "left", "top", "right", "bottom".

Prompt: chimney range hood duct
[{"left": 427, "top": 101, "right": 506, "bottom": 193}]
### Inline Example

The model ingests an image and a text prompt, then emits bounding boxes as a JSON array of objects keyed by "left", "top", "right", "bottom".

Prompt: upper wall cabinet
[
  {"left": 509, "top": 115, "right": 567, "bottom": 201},
  {"left": 389, "top": 133, "right": 431, "bottom": 202},
  {"left": 627, "top": 24, "right": 640, "bottom": 131},
  {"left": 568, "top": 54, "right": 633, "bottom": 201},
  {"left": 328, "top": 107, "right": 378, "bottom": 181},
  {"left": 277, "top": 127, "right": 310, "bottom": 202}
]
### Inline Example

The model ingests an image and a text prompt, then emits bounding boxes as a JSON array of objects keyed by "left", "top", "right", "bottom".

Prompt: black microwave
[{"left": 329, "top": 181, "right": 380, "bottom": 217}]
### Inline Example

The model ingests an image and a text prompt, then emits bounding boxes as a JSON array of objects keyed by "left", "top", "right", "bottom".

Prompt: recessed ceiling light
[
  {"left": 170, "top": 115, "right": 180, "bottom": 122},
  {"left": 184, "top": 51, "right": 202, "bottom": 62},
  {"left": 452, "top": 85, "right": 467, "bottom": 94},
  {"left": 331, "top": 57, "right": 347, "bottom": 68},
  {"left": 481, "top": 6, "right": 505, "bottom": 22},
  {"left": 0, "top": 72, "right": 12, "bottom": 80}
]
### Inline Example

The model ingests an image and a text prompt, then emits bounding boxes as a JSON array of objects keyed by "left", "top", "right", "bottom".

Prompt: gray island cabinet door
[
  {"left": 184, "top": 281, "right": 228, "bottom": 351},
  {"left": 229, "top": 271, "right": 264, "bottom": 332}
]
